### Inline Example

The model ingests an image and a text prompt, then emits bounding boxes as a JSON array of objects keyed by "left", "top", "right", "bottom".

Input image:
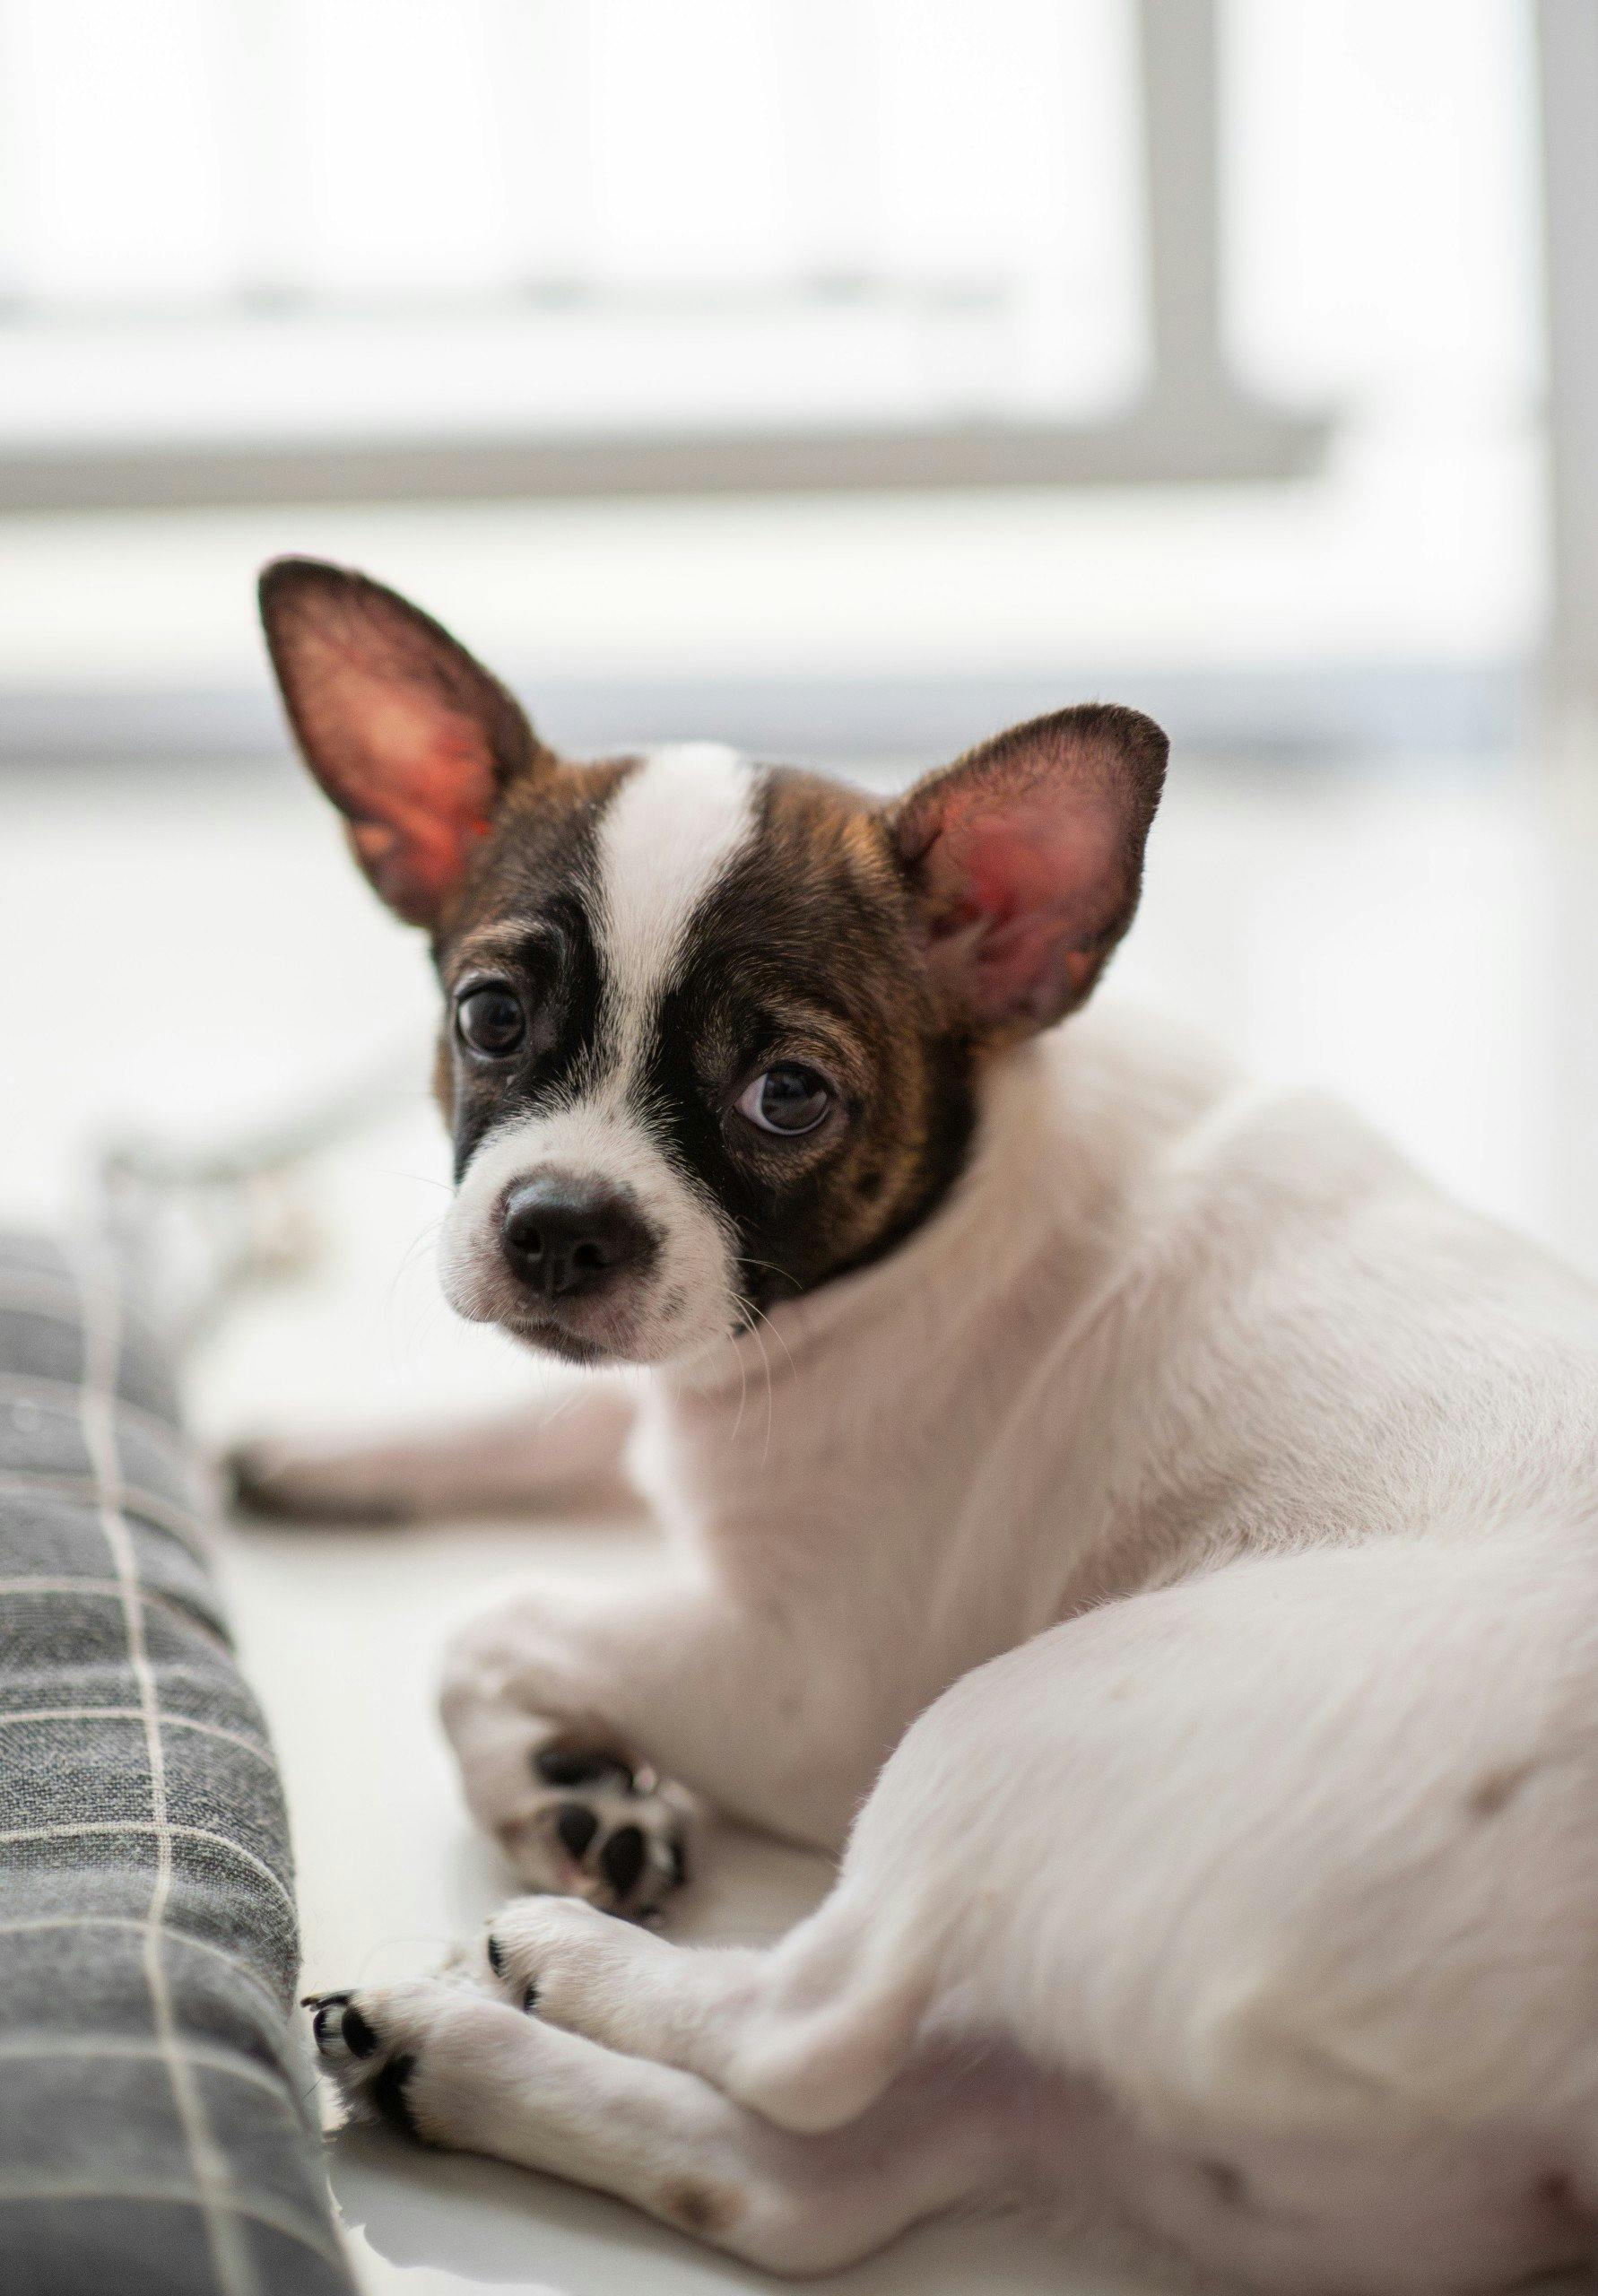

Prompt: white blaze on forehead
[
  {"left": 594, "top": 742, "right": 757, "bottom": 1084},
  {"left": 439, "top": 741, "right": 757, "bottom": 1363}
]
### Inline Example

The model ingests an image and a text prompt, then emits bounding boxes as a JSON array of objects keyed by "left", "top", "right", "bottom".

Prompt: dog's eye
[
  {"left": 456, "top": 985, "right": 525, "bottom": 1059},
  {"left": 736, "top": 1065, "right": 832, "bottom": 1136}
]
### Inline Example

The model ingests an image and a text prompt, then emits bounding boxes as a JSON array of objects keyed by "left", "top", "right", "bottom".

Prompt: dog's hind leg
[
  {"left": 308, "top": 1975, "right": 1029, "bottom": 2274},
  {"left": 473, "top": 1550, "right": 1598, "bottom": 2292},
  {"left": 226, "top": 1382, "right": 637, "bottom": 1523}
]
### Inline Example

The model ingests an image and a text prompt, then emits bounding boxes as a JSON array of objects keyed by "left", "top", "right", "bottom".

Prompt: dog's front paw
[
  {"left": 497, "top": 1739, "right": 692, "bottom": 1919},
  {"left": 482, "top": 1892, "right": 643, "bottom": 2026},
  {"left": 225, "top": 1433, "right": 419, "bottom": 1525},
  {"left": 305, "top": 1978, "right": 524, "bottom": 2148}
]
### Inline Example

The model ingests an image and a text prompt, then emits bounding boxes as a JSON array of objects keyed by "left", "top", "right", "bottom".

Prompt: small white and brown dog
[{"left": 244, "top": 557, "right": 1598, "bottom": 2292}]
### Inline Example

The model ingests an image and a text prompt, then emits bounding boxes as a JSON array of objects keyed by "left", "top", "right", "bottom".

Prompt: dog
[{"left": 241, "top": 556, "right": 1598, "bottom": 2292}]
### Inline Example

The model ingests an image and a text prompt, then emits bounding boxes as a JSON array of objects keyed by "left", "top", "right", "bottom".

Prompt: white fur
[
  {"left": 301, "top": 1003, "right": 1598, "bottom": 2289},
  {"left": 438, "top": 1100, "right": 741, "bottom": 1361},
  {"left": 438, "top": 743, "right": 756, "bottom": 1361},
  {"left": 593, "top": 740, "right": 753, "bottom": 1090}
]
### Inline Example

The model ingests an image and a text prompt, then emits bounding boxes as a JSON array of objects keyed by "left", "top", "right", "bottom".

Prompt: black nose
[{"left": 500, "top": 1179, "right": 654, "bottom": 1302}]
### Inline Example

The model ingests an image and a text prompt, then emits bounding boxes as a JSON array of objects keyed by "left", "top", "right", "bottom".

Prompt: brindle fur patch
[{"left": 638, "top": 767, "right": 975, "bottom": 1308}]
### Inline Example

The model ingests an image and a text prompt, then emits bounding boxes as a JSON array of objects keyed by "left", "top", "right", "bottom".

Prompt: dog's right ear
[
  {"left": 890, "top": 702, "right": 1168, "bottom": 1039},
  {"left": 258, "top": 558, "right": 544, "bottom": 929}
]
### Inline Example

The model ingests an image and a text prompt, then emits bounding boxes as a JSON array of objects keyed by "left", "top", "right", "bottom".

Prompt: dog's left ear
[
  {"left": 258, "top": 556, "right": 544, "bottom": 929},
  {"left": 891, "top": 703, "right": 1168, "bottom": 1037}
]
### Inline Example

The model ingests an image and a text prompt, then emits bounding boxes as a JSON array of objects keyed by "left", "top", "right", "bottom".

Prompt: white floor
[{"left": 4, "top": 740, "right": 1598, "bottom": 2294}]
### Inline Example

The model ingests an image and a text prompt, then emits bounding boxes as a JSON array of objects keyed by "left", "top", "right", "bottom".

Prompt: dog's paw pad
[
  {"left": 504, "top": 1739, "right": 692, "bottom": 1918},
  {"left": 367, "top": 2050, "right": 421, "bottom": 2135},
  {"left": 533, "top": 1743, "right": 634, "bottom": 1791},
  {"left": 555, "top": 1800, "right": 600, "bottom": 1860}
]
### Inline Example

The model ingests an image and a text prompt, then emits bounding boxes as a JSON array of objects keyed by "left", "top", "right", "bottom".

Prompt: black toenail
[
  {"left": 341, "top": 2004, "right": 378, "bottom": 2058},
  {"left": 369, "top": 2050, "right": 419, "bottom": 2137},
  {"left": 486, "top": 1935, "right": 504, "bottom": 1975},
  {"left": 600, "top": 1822, "right": 646, "bottom": 1899},
  {"left": 555, "top": 1801, "right": 600, "bottom": 1860},
  {"left": 535, "top": 1744, "right": 632, "bottom": 1789},
  {"left": 523, "top": 1981, "right": 539, "bottom": 2013}
]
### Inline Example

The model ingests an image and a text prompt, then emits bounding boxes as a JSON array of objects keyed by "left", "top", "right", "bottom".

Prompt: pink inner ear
[
  {"left": 324, "top": 681, "right": 499, "bottom": 922},
  {"left": 958, "top": 804, "right": 1113, "bottom": 918},
  {"left": 897, "top": 701, "right": 1165, "bottom": 1031},
  {"left": 950, "top": 793, "right": 1120, "bottom": 911},
  {"left": 923, "top": 796, "right": 1130, "bottom": 1026}
]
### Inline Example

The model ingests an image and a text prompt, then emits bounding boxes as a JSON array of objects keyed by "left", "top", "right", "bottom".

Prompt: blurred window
[
  {"left": 0, "top": 0, "right": 1149, "bottom": 457},
  {"left": 0, "top": 0, "right": 1549, "bottom": 761}
]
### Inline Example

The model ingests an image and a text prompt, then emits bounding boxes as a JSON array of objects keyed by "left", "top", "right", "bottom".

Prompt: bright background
[{"left": 0, "top": 0, "right": 1565, "bottom": 749}]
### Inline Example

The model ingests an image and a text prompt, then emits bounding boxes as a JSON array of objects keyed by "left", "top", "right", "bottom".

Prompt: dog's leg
[
  {"left": 457, "top": 1546, "right": 1598, "bottom": 2293},
  {"left": 227, "top": 1383, "right": 636, "bottom": 1523},
  {"left": 478, "top": 1886, "right": 934, "bottom": 2135},
  {"left": 307, "top": 1977, "right": 1024, "bottom": 2274},
  {"left": 439, "top": 1575, "right": 873, "bottom": 1909}
]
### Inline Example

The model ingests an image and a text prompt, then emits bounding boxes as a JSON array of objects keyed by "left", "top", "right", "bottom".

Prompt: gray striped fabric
[{"left": 0, "top": 1233, "right": 355, "bottom": 2296}]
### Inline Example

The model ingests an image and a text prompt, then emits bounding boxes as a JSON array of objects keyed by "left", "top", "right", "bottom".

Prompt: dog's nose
[{"left": 500, "top": 1179, "right": 653, "bottom": 1301}]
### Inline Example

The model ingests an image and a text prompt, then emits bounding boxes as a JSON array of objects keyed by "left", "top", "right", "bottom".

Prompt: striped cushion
[{"left": 0, "top": 1234, "right": 354, "bottom": 2296}]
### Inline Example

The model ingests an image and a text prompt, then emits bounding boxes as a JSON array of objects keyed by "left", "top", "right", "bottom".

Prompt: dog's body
[{"left": 248, "top": 561, "right": 1598, "bottom": 2291}]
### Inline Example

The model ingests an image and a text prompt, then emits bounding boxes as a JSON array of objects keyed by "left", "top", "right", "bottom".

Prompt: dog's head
[{"left": 260, "top": 559, "right": 1166, "bottom": 1366}]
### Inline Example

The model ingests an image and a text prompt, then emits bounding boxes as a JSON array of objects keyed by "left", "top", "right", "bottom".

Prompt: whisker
[
  {"left": 534, "top": 1381, "right": 594, "bottom": 1437},
  {"left": 729, "top": 1308, "right": 751, "bottom": 1448},
  {"left": 745, "top": 1309, "right": 777, "bottom": 1467},
  {"left": 387, "top": 1215, "right": 446, "bottom": 1306},
  {"left": 740, "top": 1255, "right": 804, "bottom": 1300},
  {"left": 744, "top": 1292, "right": 798, "bottom": 1384}
]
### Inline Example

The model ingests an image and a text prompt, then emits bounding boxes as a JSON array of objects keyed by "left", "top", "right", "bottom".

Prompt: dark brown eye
[
  {"left": 456, "top": 985, "right": 525, "bottom": 1058},
  {"left": 736, "top": 1064, "right": 832, "bottom": 1136}
]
